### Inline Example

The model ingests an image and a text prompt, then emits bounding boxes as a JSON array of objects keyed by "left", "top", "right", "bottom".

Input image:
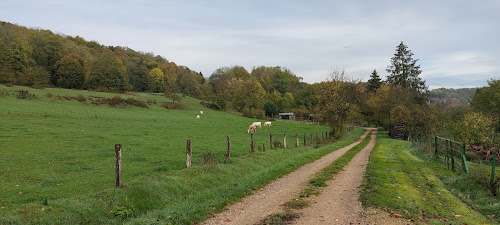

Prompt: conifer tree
[
  {"left": 366, "top": 69, "right": 381, "bottom": 92},
  {"left": 386, "top": 42, "right": 427, "bottom": 94}
]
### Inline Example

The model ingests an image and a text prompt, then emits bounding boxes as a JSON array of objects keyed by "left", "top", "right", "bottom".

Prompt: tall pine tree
[
  {"left": 386, "top": 42, "right": 427, "bottom": 94},
  {"left": 366, "top": 69, "right": 381, "bottom": 92}
]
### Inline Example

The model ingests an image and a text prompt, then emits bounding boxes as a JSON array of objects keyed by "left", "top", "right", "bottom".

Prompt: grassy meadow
[{"left": 0, "top": 85, "right": 365, "bottom": 224}]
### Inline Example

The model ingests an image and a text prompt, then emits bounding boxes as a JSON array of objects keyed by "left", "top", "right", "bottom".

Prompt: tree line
[
  {"left": 1, "top": 21, "right": 497, "bottom": 143},
  {"left": 0, "top": 21, "right": 203, "bottom": 95}
]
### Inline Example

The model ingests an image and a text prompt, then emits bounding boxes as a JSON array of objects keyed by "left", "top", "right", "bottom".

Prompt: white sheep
[
  {"left": 196, "top": 115, "right": 200, "bottom": 119},
  {"left": 248, "top": 124, "right": 256, "bottom": 133},
  {"left": 252, "top": 122, "right": 262, "bottom": 128},
  {"left": 200, "top": 110, "right": 203, "bottom": 115},
  {"left": 264, "top": 121, "right": 272, "bottom": 127}
]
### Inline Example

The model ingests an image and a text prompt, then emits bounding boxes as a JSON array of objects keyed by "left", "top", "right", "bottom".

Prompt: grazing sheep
[
  {"left": 200, "top": 110, "right": 203, "bottom": 115},
  {"left": 196, "top": 115, "right": 200, "bottom": 119},
  {"left": 248, "top": 124, "right": 256, "bottom": 133},
  {"left": 252, "top": 122, "right": 262, "bottom": 128},
  {"left": 264, "top": 121, "right": 272, "bottom": 127}
]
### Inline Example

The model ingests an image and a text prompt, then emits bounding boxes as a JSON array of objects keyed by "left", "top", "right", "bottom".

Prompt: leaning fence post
[
  {"left": 492, "top": 150, "right": 497, "bottom": 183},
  {"left": 284, "top": 134, "right": 287, "bottom": 149},
  {"left": 316, "top": 133, "right": 319, "bottom": 147},
  {"left": 226, "top": 136, "right": 231, "bottom": 159},
  {"left": 251, "top": 133, "right": 255, "bottom": 153},
  {"left": 304, "top": 134, "right": 307, "bottom": 146},
  {"left": 115, "top": 144, "right": 122, "bottom": 188},
  {"left": 270, "top": 134, "right": 273, "bottom": 149},
  {"left": 296, "top": 134, "right": 299, "bottom": 147},
  {"left": 462, "top": 143, "right": 469, "bottom": 173},
  {"left": 186, "top": 140, "right": 192, "bottom": 168}
]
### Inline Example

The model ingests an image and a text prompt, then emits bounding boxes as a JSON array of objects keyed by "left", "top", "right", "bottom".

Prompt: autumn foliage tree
[
  {"left": 88, "top": 52, "right": 128, "bottom": 92},
  {"left": 53, "top": 54, "right": 85, "bottom": 89},
  {"left": 318, "top": 71, "right": 363, "bottom": 138}
]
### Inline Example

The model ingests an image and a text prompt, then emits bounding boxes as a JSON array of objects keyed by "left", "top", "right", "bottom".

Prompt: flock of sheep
[
  {"left": 195, "top": 110, "right": 271, "bottom": 133},
  {"left": 247, "top": 121, "right": 272, "bottom": 133}
]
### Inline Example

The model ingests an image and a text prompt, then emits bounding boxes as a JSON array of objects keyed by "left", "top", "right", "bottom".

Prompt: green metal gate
[{"left": 434, "top": 136, "right": 469, "bottom": 173}]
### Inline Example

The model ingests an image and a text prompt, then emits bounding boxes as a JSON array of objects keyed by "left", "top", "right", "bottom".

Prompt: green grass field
[
  {"left": 361, "top": 130, "right": 495, "bottom": 225},
  {"left": 0, "top": 85, "right": 364, "bottom": 224}
]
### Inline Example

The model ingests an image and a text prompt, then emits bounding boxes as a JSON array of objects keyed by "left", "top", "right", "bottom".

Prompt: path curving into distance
[{"left": 202, "top": 129, "right": 372, "bottom": 225}]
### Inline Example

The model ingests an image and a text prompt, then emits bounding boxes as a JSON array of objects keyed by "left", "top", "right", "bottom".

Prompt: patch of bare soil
[{"left": 201, "top": 130, "right": 371, "bottom": 225}]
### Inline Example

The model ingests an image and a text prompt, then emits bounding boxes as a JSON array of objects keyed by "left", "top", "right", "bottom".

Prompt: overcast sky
[{"left": 1, "top": 0, "right": 499, "bottom": 89}]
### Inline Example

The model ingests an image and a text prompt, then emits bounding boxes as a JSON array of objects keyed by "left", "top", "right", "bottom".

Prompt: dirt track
[{"left": 202, "top": 128, "right": 410, "bottom": 225}]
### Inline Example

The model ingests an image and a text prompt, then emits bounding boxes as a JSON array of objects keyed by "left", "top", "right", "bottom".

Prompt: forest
[{"left": 1, "top": 20, "right": 498, "bottom": 144}]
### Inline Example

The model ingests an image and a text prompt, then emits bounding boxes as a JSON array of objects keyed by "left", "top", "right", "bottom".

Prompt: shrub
[
  {"left": 200, "top": 101, "right": 221, "bottom": 110},
  {"left": 273, "top": 140, "right": 283, "bottom": 149},
  {"left": 63, "top": 95, "right": 73, "bottom": 101},
  {"left": 146, "top": 98, "right": 156, "bottom": 105},
  {"left": 109, "top": 96, "right": 124, "bottom": 107},
  {"left": 16, "top": 90, "right": 36, "bottom": 100},
  {"left": 45, "top": 93, "right": 53, "bottom": 98},
  {"left": 125, "top": 98, "right": 148, "bottom": 108},
  {"left": 75, "top": 94, "right": 86, "bottom": 102},
  {"left": 31, "top": 82, "right": 44, "bottom": 89},
  {"left": 202, "top": 149, "right": 217, "bottom": 165},
  {"left": 112, "top": 198, "right": 136, "bottom": 219}
]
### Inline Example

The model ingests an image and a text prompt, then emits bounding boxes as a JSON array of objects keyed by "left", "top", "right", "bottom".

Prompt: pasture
[{"left": 0, "top": 85, "right": 359, "bottom": 224}]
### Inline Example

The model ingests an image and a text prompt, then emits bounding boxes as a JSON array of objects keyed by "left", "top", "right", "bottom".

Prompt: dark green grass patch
[{"left": 360, "top": 130, "right": 493, "bottom": 225}]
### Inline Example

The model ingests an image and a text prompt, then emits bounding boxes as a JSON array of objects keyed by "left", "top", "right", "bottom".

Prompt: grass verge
[{"left": 360, "top": 130, "right": 494, "bottom": 224}]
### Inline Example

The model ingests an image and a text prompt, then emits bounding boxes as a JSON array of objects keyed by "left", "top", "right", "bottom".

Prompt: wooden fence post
[
  {"left": 270, "top": 134, "right": 273, "bottom": 149},
  {"left": 251, "top": 133, "right": 255, "bottom": 153},
  {"left": 316, "top": 133, "right": 319, "bottom": 147},
  {"left": 304, "top": 134, "right": 307, "bottom": 146},
  {"left": 115, "top": 144, "right": 122, "bottom": 188},
  {"left": 310, "top": 134, "right": 313, "bottom": 146},
  {"left": 284, "top": 134, "right": 287, "bottom": 149},
  {"left": 226, "top": 136, "right": 231, "bottom": 159},
  {"left": 186, "top": 140, "right": 192, "bottom": 168},
  {"left": 296, "top": 134, "right": 299, "bottom": 147}
]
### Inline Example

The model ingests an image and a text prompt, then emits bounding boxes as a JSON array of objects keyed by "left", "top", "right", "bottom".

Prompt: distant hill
[{"left": 428, "top": 88, "right": 477, "bottom": 107}]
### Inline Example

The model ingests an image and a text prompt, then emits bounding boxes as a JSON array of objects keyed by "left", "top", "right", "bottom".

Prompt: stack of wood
[
  {"left": 467, "top": 144, "right": 500, "bottom": 161},
  {"left": 389, "top": 123, "right": 406, "bottom": 140}
]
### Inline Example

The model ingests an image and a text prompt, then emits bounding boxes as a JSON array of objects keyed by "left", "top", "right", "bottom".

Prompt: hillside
[
  {"left": 428, "top": 87, "right": 477, "bottom": 107},
  {"left": 0, "top": 21, "right": 201, "bottom": 94}
]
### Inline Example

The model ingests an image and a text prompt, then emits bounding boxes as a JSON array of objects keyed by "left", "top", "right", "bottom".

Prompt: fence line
[{"left": 111, "top": 130, "right": 335, "bottom": 187}]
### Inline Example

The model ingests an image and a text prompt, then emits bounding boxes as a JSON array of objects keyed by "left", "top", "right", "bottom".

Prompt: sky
[{"left": 1, "top": 0, "right": 499, "bottom": 89}]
